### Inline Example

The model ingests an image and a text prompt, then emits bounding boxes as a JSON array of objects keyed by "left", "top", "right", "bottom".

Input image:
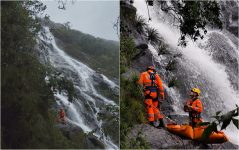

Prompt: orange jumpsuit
[
  {"left": 184, "top": 99, "right": 203, "bottom": 126},
  {"left": 58, "top": 109, "right": 66, "bottom": 124},
  {"left": 138, "top": 70, "right": 164, "bottom": 122}
]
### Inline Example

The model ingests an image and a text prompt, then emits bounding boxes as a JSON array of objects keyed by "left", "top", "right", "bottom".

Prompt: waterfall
[
  {"left": 134, "top": 1, "right": 239, "bottom": 145},
  {"left": 38, "top": 26, "right": 119, "bottom": 149}
]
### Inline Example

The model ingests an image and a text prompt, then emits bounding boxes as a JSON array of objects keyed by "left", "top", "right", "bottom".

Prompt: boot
[
  {"left": 148, "top": 121, "right": 154, "bottom": 126},
  {"left": 159, "top": 119, "right": 165, "bottom": 128}
]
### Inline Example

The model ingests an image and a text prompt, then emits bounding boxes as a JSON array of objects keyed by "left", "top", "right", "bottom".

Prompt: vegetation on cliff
[{"left": 1, "top": 1, "right": 89, "bottom": 148}]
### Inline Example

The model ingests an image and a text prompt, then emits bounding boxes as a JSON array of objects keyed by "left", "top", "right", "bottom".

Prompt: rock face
[
  {"left": 132, "top": 49, "right": 154, "bottom": 72},
  {"left": 220, "top": 1, "right": 239, "bottom": 36},
  {"left": 57, "top": 123, "right": 105, "bottom": 149},
  {"left": 129, "top": 123, "right": 238, "bottom": 149},
  {"left": 205, "top": 31, "right": 239, "bottom": 91}
]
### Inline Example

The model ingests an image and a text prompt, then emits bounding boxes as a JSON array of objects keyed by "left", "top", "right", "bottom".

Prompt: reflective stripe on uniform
[{"left": 148, "top": 114, "right": 154, "bottom": 121}]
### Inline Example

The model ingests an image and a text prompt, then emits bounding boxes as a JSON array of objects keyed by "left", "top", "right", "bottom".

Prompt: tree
[
  {"left": 1, "top": 1, "right": 84, "bottom": 148},
  {"left": 1, "top": 1, "right": 46, "bottom": 54},
  {"left": 63, "top": 21, "right": 71, "bottom": 30},
  {"left": 151, "top": 0, "right": 223, "bottom": 47}
]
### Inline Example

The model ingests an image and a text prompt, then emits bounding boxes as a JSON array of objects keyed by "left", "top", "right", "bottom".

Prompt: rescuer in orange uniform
[
  {"left": 138, "top": 66, "right": 165, "bottom": 127},
  {"left": 58, "top": 107, "right": 66, "bottom": 124},
  {"left": 184, "top": 88, "right": 203, "bottom": 127}
]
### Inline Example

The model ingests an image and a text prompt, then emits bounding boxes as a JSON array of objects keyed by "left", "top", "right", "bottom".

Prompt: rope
[{"left": 145, "top": 0, "right": 151, "bottom": 21}]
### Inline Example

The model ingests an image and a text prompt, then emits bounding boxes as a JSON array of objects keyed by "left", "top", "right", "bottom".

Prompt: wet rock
[
  {"left": 57, "top": 122, "right": 105, "bottom": 149},
  {"left": 168, "top": 114, "right": 189, "bottom": 124},
  {"left": 220, "top": 1, "right": 239, "bottom": 36},
  {"left": 86, "top": 135, "right": 105, "bottom": 149},
  {"left": 121, "top": 67, "right": 139, "bottom": 80},
  {"left": 132, "top": 49, "right": 154, "bottom": 72},
  {"left": 135, "top": 43, "right": 148, "bottom": 50},
  {"left": 35, "top": 37, "right": 50, "bottom": 65},
  {"left": 121, "top": 0, "right": 137, "bottom": 19},
  {"left": 205, "top": 32, "right": 238, "bottom": 91}
]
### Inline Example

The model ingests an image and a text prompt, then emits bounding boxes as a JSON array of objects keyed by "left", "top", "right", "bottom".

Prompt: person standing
[
  {"left": 58, "top": 107, "right": 66, "bottom": 124},
  {"left": 138, "top": 66, "right": 165, "bottom": 127}
]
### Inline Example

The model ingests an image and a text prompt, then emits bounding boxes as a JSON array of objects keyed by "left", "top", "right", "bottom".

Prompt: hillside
[
  {"left": 41, "top": 19, "right": 119, "bottom": 79},
  {"left": 1, "top": 2, "right": 88, "bottom": 148}
]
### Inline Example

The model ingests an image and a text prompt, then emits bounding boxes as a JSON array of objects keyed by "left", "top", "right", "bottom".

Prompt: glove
[
  {"left": 184, "top": 105, "right": 189, "bottom": 112},
  {"left": 187, "top": 105, "right": 193, "bottom": 111}
]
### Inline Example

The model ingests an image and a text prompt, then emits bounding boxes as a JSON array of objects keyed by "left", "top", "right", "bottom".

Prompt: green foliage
[
  {"left": 126, "top": 131, "right": 150, "bottom": 149},
  {"left": 220, "top": 108, "right": 238, "bottom": 130},
  {"left": 1, "top": 1, "right": 87, "bottom": 148},
  {"left": 101, "top": 104, "right": 119, "bottom": 144},
  {"left": 120, "top": 12, "right": 149, "bottom": 147},
  {"left": 48, "top": 23, "right": 119, "bottom": 78},
  {"left": 201, "top": 122, "right": 218, "bottom": 141},
  {"left": 46, "top": 68, "right": 77, "bottom": 102},
  {"left": 158, "top": 42, "right": 170, "bottom": 55},
  {"left": 63, "top": 21, "right": 71, "bottom": 30},
  {"left": 168, "top": 77, "right": 179, "bottom": 88},
  {"left": 1, "top": 1, "right": 43, "bottom": 53},
  {"left": 158, "top": 0, "right": 222, "bottom": 47},
  {"left": 232, "top": 118, "right": 239, "bottom": 129},
  {"left": 120, "top": 65, "right": 128, "bottom": 74},
  {"left": 199, "top": 106, "right": 239, "bottom": 141},
  {"left": 120, "top": 35, "right": 137, "bottom": 67},
  {"left": 146, "top": 27, "right": 161, "bottom": 44},
  {"left": 134, "top": 15, "right": 147, "bottom": 34},
  {"left": 120, "top": 74, "right": 148, "bottom": 148},
  {"left": 105, "top": 105, "right": 119, "bottom": 122}
]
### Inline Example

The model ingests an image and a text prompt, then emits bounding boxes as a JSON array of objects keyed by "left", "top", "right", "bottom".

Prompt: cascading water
[
  {"left": 134, "top": 1, "right": 239, "bottom": 145},
  {"left": 38, "top": 26, "right": 119, "bottom": 149}
]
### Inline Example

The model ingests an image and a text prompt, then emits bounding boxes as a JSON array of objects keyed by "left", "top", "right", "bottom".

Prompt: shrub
[
  {"left": 120, "top": 74, "right": 148, "bottom": 148},
  {"left": 134, "top": 15, "right": 147, "bottom": 34},
  {"left": 146, "top": 27, "right": 161, "bottom": 44},
  {"left": 120, "top": 35, "right": 137, "bottom": 66}
]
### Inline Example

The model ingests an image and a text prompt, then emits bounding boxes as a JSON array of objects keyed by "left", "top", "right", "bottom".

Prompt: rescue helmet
[
  {"left": 191, "top": 88, "right": 201, "bottom": 96},
  {"left": 147, "top": 66, "right": 155, "bottom": 71}
]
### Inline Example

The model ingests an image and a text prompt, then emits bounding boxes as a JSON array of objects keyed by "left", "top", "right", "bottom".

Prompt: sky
[{"left": 42, "top": 1, "right": 119, "bottom": 41}]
